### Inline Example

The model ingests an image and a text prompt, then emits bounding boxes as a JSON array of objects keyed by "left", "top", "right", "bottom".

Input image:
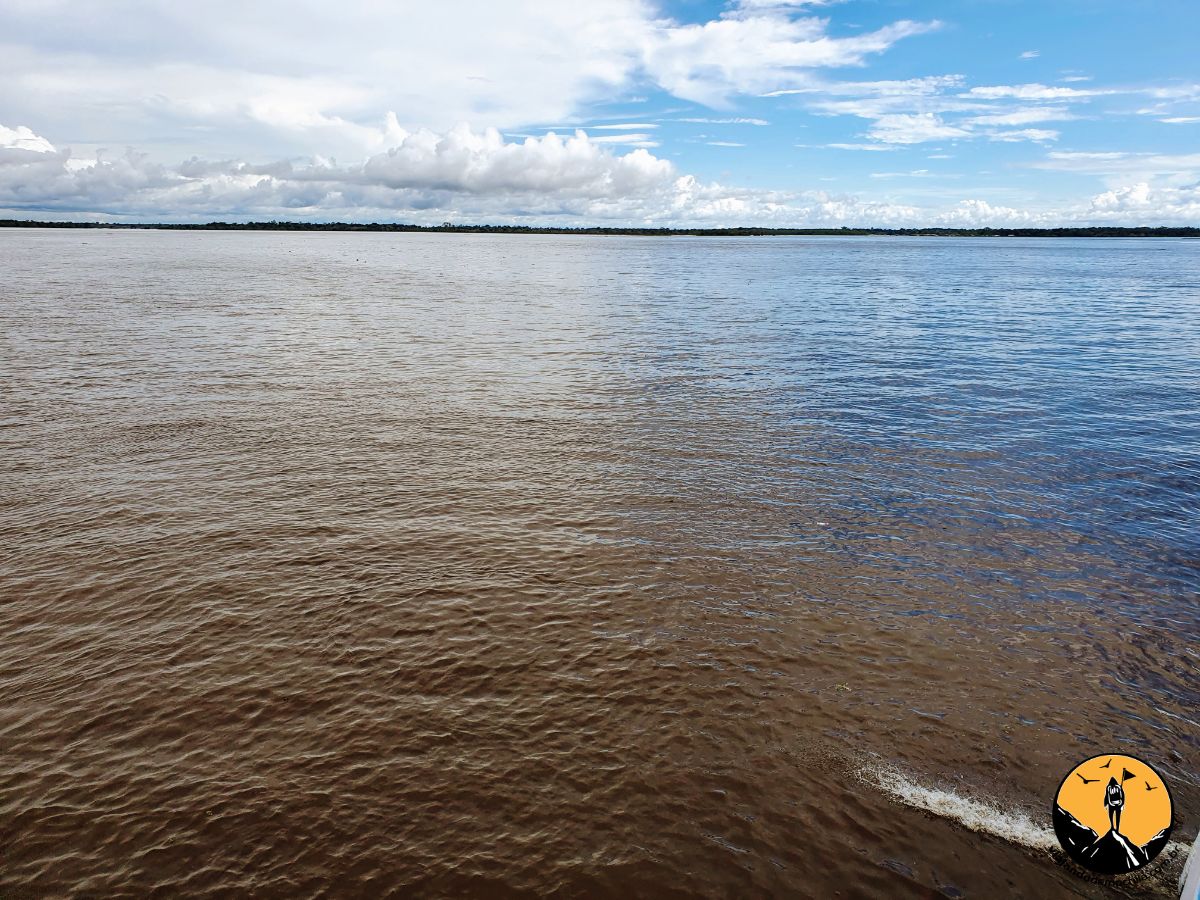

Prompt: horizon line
[{"left": 3, "top": 220, "right": 1199, "bottom": 238}]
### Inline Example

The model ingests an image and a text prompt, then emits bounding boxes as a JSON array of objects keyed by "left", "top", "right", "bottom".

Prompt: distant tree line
[{"left": 2, "top": 219, "right": 1198, "bottom": 238}]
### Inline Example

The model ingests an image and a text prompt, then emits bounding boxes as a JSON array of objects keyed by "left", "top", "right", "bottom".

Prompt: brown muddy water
[{"left": 1, "top": 229, "right": 1197, "bottom": 898}]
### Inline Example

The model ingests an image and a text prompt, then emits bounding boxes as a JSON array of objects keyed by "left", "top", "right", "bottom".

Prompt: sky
[{"left": 1, "top": 0, "right": 1198, "bottom": 227}]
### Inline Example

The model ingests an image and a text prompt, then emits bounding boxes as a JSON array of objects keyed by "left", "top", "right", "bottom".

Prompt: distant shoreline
[{"left": 2, "top": 219, "right": 1198, "bottom": 238}]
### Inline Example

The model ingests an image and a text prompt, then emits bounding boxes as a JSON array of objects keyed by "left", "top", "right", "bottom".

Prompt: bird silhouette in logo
[
  {"left": 1076, "top": 773, "right": 1099, "bottom": 784},
  {"left": 1145, "top": 782, "right": 1159, "bottom": 792},
  {"left": 1099, "top": 758, "right": 1112, "bottom": 769}
]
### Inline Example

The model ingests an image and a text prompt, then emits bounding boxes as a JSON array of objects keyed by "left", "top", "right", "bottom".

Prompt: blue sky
[
  {"left": 633, "top": 0, "right": 1200, "bottom": 206},
  {"left": 1, "top": 0, "right": 1197, "bottom": 225}
]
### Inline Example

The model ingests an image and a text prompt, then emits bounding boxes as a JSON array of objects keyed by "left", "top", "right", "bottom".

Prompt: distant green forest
[{"left": 3, "top": 219, "right": 1199, "bottom": 238}]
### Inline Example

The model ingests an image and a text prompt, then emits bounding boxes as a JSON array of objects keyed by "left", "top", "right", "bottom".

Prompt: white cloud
[
  {"left": 0, "top": 0, "right": 936, "bottom": 162},
  {"left": 7, "top": 121, "right": 1194, "bottom": 227},
  {"left": 641, "top": 16, "right": 940, "bottom": 107},
  {"left": 722, "top": 0, "right": 843, "bottom": 18},
  {"left": 778, "top": 74, "right": 1116, "bottom": 148},
  {"left": 0, "top": 1, "right": 652, "bottom": 161},
  {"left": 1160, "top": 117, "right": 1200, "bottom": 124},
  {"left": 866, "top": 113, "right": 970, "bottom": 144},
  {"left": 937, "top": 199, "right": 1042, "bottom": 226},
  {"left": 1034, "top": 150, "right": 1200, "bottom": 185},
  {"left": 0, "top": 124, "right": 56, "bottom": 153},
  {"left": 706, "top": 141, "right": 746, "bottom": 147},
  {"left": 356, "top": 126, "right": 671, "bottom": 193},
  {"left": 588, "top": 123, "right": 660, "bottom": 130},
  {"left": 964, "top": 83, "right": 1102, "bottom": 100},
  {"left": 763, "top": 74, "right": 964, "bottom": 99},
  {"left": 1044, "top": 151, "right": 1128, "bottom": 160},
  {"left": 967, "top": 107, "right": 1076, "bottom": 126},
  {"left": 825, "top": 143, "right": 899, "bottom": 151},
  {"left": 1091, "top": 181, "right": 1154, "bottom": 210},
  {"left": 676, "top": 117, "right": 770, "bottom": 125},
  {"left": 0, "top": 122, "right": 742, "bottom": 223},
  {"left": 585, "top": 133, "right": 660, "bottom": 147},
  {"left": 1019, "top": 50, "right": 1040, "bottom": 60},
  {"left": 1143, "top": 84, "right": 1200, "bottom": 100},
  {"left": 1088, "top": 182, "right": 1200, "bottom": 221},
  {"left": 779, "top": 76, "right": 1071, "bottom": 147},
  {"left": 986, "top": 128, "right": 1058, "bottom": 142},
  {"left": 728, "top": 0, "right": 840, "bottom": 8},
  {"left": 0, "top": 123, "right": 671, "bottom": 214}
]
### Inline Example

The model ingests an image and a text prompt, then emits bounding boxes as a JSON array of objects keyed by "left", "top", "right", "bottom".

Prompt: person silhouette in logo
[{"left": 1104, "top": 776, "right": 1124, "bottom": 834}]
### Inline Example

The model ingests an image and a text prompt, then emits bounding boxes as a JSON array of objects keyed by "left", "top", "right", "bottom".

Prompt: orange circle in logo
[{"left": 1053, "top": 754, "right": 1173, "bottom": 875}]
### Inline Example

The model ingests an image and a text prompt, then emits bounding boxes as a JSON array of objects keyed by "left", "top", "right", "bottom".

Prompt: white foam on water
[
  {"left": 860, "top": 761, "right": 1192, "bottom": 879},
  {"left": 859, "top": 762, "right": 1059, "bottom": 853}
]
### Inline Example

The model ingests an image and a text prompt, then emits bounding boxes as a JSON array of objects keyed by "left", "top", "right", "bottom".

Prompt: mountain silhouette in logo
[{"left": 1053, "top": 805, "right": 1169, "bottom": 874}]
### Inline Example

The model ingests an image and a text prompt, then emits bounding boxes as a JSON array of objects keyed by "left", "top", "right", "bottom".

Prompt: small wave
[
  {"left": 859, "top": 761, "right": 1193, "bottom": 878},
  {"left": 859, "top": 762, "right": 1060, "bottom": 853}
]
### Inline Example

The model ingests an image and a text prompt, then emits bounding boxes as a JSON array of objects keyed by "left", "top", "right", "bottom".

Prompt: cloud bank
[{"left": 4, "top": 122, "right": 1198, "bottom": 227}]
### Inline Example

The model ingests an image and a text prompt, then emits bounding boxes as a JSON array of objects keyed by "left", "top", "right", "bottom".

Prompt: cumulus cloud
[
  {"left": 0, "top": 138, "right": 176, "bottom": 210},
  {"left": 0, "top": 124, "right": 56, "bottom": 153},
  {"left": 4, "top": 122, "right": 1198, "bottom": 227},
  {"left": 1088, "top": 182, "right": 1200, "bottom": 221},
  {"left": 937, "top": 199, "right": 1039, "bottom": 226},
  {"left": 1092, "top": 181, "right": 1154, "bottom": 210},
  {"left": 358, "top": 126, "right": 671, "bottom": 194},
  {"left": 0, "top": 123, "right": 689, "bottom": 221},
  {"left": 0, "top": 0, "right": 937, "bottom": 162}
]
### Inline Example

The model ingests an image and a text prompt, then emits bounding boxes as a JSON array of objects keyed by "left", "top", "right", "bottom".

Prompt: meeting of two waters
[{"left": 1, "top": 230, "right": 1197, "bottom": 897}]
